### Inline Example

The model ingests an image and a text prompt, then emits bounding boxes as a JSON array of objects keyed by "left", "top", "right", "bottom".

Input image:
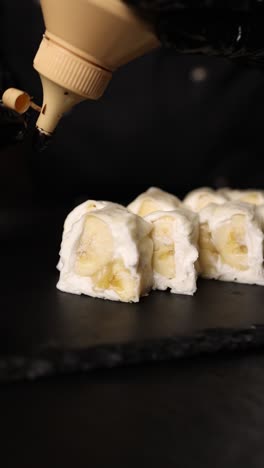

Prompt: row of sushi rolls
[{"left": 57, "top": 187, "right": 264, "bottom": 302}]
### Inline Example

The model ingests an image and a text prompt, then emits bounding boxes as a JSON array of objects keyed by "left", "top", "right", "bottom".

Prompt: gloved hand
[
  {"left": 0, "top": 60, "right": 28, "bottom": 149},
  {"left": 123, "top": 0, "right": 264, "bottom": 65},
  {"left": 0, "top": 103, "right": 27, "bottom": 149},
  {"left": 124, "top": 0, "right": 253, "bottom": 10}
]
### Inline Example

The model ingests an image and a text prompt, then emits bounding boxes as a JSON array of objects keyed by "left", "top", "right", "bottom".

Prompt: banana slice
[
  {"left": 57, "top": 199, "right": 124, "bottom": 271},
  {"left": 218, "top": 188, "right": 264, "bottom": 206},
  {"left": 199, "top": 202, "right": 264, "bottom": 285},
  {"left": 75, "top": 216, "right": 114, "bottom": 276},
  {"left": 183, "top": 187, "right": 227, "bottom": 213},
  {"left": 127, "top": 187, "right": 181, "bottom": 217},
  {"left": 145, "top": 208, "right": 199, "bottom": 295},
  {"left": 57, "top": 205, "right": 153, "bottom": 302},
  {"left": 198, "top": 222, "right": 218, "bottom": 276},
  {"left": 256, "top": 205, "right": 264, "bottom": 231}
]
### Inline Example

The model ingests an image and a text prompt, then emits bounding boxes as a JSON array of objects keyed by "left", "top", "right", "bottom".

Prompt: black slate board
[{"left": 1, "top": 212, "right": 264, "bottom": 382}]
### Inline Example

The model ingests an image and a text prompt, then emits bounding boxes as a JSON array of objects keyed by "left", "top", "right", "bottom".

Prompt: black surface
[
  {"left": 1, "top": 210, "right": 264, "bottom": 382},
  {"left": 2, "top": 353, "right": 264, "bottom": 468}
]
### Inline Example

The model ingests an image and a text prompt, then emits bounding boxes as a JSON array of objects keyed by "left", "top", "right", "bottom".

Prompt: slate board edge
[{"left": 1, "top": 325, "right": 264, "bottom": 383}]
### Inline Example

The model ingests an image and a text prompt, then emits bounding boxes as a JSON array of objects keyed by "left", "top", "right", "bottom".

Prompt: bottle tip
[{"left": 32, "top": 127, "right": 52, "bottom": 152}]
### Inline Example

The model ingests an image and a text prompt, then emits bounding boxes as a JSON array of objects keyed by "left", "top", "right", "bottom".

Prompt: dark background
[{"left": 1, "top": 0, "right": 264, "bottom": 213}]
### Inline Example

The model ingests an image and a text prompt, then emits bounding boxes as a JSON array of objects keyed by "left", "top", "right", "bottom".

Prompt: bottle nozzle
[
  {"left": 32, "top": 127, "right": 52, "bottom": 152},
  {"left": 35, "top": 75, "right": 85, "bottom": 136},
  {"left": 33, "top": 37, "right": 112, "bottom": 136}
]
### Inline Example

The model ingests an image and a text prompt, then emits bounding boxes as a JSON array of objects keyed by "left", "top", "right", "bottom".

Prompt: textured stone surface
[
  {"left": 1, "top": 215, "right": 264, "bottom": 383},
  {"left": 1, "top": 326, "right": 264, "bottom": 382}
]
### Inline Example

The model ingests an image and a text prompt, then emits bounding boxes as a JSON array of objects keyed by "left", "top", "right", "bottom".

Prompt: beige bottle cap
[
  {"left": 2, "top": 88, "right": 31, "bottom": 114},
  {"left": 34, "top": 36, "right": 112, "bottom": 100}
]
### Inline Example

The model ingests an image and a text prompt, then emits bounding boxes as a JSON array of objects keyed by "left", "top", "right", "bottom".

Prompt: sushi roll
[
  {"left": 57, "top": 200, "right": 124, "bottom": 271},
  {"left": 183, "top": 187, "right": 227, "bottom": 213},
  {"left": 57, "top": 204, "right": 154, "bottom": 303},
  {"left": 198, "top": 202, "right": 264, "bottom": 285},
  {"left": 62, "top": 199, "right": 124, "bottom": 242},
  {"left": 218, "top": 188, "right": 264, "bottom": 206},
  {"left": 127, "top": 187, "right": 181, "bottom": 217},
  {"left": 145, "top": 207, "right": 199, "bottom": 295}
]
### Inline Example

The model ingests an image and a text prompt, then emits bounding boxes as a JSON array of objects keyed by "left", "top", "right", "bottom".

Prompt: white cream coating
[
  {"left": 218, "top": 188, "right": 264, "bottom": 206},
  {"left": 183, "top": 187, "right": 227, "bottom": 213},
  {"left": 57, "top": 205, "right": 153, "bottom": 302},
  {"left": 145, "top": 207, "right": 199, "bottom": 295},
  {"left": 127, "top": 186, "right": 181, "bottom": 216},
  {"left": 256, "top": 205, "right": 264, "bottom": 230},
  {"left": 199, "top": 202, "right": 264, "bottom": 285},
  {"left": 57, "top": 200, "right": 124, "bottom": 270}
]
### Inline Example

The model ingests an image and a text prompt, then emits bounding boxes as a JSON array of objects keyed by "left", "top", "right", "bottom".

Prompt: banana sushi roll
[
  {"left": 62, "top": 199, "right": 124, "bottom": 242},
  {"left": 127, "top": 187, "right": 181, "bottom": 217},
  {"left": 57, "top": 205, "right": 154, "bottom": 303},
  {"left": 57, "top": 200, "right": 124, "bottom": 271},
  {"left": 218, "top": 188, "right": 264, "bottom": 206},
  {"left": 145, "top": 208, "right": 199, "bottom": 295},
  {"left": 198, "top": 202, "right": 264, "bottom": 285},
  {"left": 183, "top": 187, "right": 227, "bottom": 213}
]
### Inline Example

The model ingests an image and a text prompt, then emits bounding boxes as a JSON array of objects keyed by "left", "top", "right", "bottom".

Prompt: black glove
[
  {"left": 124, "top": 1, "right": 253, "bottom": 10},
  {"left": 124, "top": 0, "right": 264, "bottom": 66},
  {"left": 0, "top": 61, "right": 28, "bottom": 149},
  {"left": 0, "top": 103, "right": 27, "bottom": 149}
]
